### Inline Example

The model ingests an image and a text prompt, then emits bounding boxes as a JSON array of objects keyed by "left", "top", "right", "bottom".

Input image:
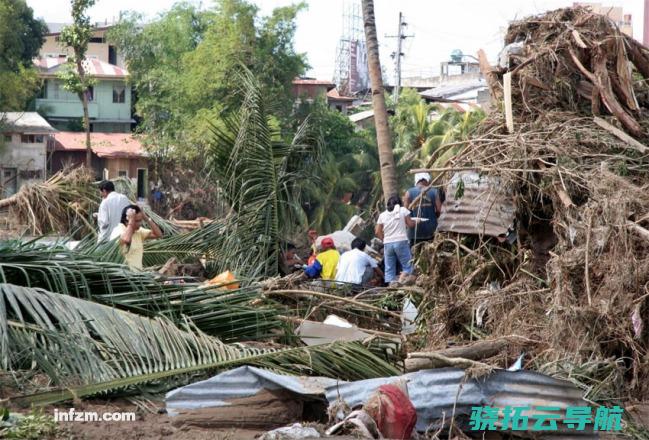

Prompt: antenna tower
[{"left": 333, "top": 0, "right": 368, "bottom": 96}]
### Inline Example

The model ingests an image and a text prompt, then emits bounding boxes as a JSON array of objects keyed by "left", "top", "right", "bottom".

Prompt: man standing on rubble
[
  {"left": 97, "top": 180, "right": 131, "bottom": 243},
  {"left": 403, "top": 172, "right": 442, "bottom": 246}
]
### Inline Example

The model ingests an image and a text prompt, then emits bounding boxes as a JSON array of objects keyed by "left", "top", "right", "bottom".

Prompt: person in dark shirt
[{"left": 404, "top": 172, "right": 442, "bottom": 246}]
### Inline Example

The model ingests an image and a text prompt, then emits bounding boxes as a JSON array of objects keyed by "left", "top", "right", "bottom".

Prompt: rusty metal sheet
[
  {"left": 437, "top": 171, "right": 516, "bottom": 237},
  {"left": 325, "top": 368, "right": 597, "bottom": 438}
]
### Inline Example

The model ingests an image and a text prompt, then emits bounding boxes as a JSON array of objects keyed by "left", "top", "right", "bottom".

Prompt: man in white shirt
[
  {"left": 97, "top": 180, "right": 131, "bottom": 243},
  {"left": 336, "top": 238, "right": 383, "bottom": 286}
]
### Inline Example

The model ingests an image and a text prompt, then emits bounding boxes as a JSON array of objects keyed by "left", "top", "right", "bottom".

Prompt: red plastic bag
[{"left": 364, "top": 383, "right": 417, "bottom": 439}]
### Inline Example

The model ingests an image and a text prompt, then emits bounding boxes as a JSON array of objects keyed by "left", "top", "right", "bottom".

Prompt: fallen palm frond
[
  {"left": 0, "top": 168, "right": 180, "bottom": 238},
  {"left": 0, "top": 240, "right": 282, "bottom": 341},
  {"left": 204, "top": 67, "right": 318, "bottom": 278},
  {"left": 1, "top": 283, "right": 400, "bottom": 406},
  {"left": 0, "top": 168, "right": 97, "bottom": 235}
]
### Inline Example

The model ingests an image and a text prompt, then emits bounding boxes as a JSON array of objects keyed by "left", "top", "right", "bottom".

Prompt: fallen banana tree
[{"left": 1, "top": 283, "right": 400, "bottom": 407}]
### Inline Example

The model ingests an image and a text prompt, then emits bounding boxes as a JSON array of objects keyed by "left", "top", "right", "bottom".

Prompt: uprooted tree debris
[
  {"left": 417, "top": 7, "right": 649, "bottom": 403},
  {"left": 2, "top": 6, "right": 649, "bottom": 440}
]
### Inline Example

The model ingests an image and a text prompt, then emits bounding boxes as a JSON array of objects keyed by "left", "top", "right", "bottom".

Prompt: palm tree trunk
[
  {"left": 361, "top": 0, "right": 398, "bottom": 202},
  {"left": 82, "top": 93, "right": 91, "bottom": 168},
  {"left": 75, "top": 58, "right": 92, "bottom": 168}
]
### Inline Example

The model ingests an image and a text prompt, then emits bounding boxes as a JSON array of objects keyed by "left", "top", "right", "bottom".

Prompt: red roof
[
  {"left": 34, "top": 57, "right": 128, "bottom": 78},
  {"left": 53, "top": 132, "right": 145, "bottom": 159},
  {"left": 327, "top": 88, "right": 355, "bottom": 101}
]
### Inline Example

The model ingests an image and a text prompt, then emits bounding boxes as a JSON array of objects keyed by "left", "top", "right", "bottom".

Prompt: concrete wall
[
  {"left": 104, "top": 157, "right": 148, "bottom": 180},
  {"left": 41, "top": 28, "right": 125, "bottom": 67},
  {"left": 36, "top": 79, "right": 131, "bottom": 130},
  {"left": 0, "top": 133, "right": 49, "bottom": 196}
]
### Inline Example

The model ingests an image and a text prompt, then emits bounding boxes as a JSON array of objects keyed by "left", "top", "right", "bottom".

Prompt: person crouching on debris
[
  {"left": 303, "top": 236, "right": 340, "bottom": 280},
  {"left": 335, "top": 238, "right": 383, "bottom": 286},
  {"left": 96, "top": 180, "right": 130, "bottom": 243},
  {"left": 375, "top": 195, "right": 421, "bottom": 286},
  {"left": 110, "top": 204, "right": 163, "bottom": 271},
  {"left": 404, "top": 172, "right": 442, "bottom": 246},
  {"left": 279, "top": 243, "right": 302, "bottom": 276}
]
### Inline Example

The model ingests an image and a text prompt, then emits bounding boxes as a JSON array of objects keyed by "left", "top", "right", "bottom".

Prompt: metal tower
[{"left": 333, "top": 0, "right": 369, "bottom": 96}]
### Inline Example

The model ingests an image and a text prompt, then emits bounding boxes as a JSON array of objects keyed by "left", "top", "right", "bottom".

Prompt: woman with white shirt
[{"left": 375, "top": 195, "right": 419, "bottom": 285}]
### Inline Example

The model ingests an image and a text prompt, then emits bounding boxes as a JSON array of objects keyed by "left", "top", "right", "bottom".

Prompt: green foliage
[
  {"left": 0, "top": 66, "right": 41, "bottom": 110},
  {"left": 58, "top": 0, "right": 97, "bottom": 96},
  {"left": 108, "top": 0, "right": 308, "bottom": 161},
  {"left": 391, "top": 88, "right": 486, "bottom": 169},
  {"left": 0, "top": 409, "right": 57, "bottom": 439},
  {"left": 0, "top": 0, "right": 46, "bottom": 71},
  {"left": 206, "top": 68, "right": 316, "bottom": 277},
  {"left": 1, "top": 282, "right": 399, "bottom": 406},
  {"left": 0, "top": 0, "right": 46, "bottom": 110},
  {"left": 0, "top": 239, "right": 280, "bottom": 341}
]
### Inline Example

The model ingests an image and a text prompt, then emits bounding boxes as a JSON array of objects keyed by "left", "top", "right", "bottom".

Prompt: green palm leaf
[
  {"left": 1, "top": 283, "right": 400, "bottom": 406},
  {"left": 0, "top": 240, "right": 282, "bottom": 341}
]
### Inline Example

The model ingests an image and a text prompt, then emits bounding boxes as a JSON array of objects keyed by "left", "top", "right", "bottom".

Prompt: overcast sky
[{"left": 27, "top": 0, "right": 645, "bottom": 82}]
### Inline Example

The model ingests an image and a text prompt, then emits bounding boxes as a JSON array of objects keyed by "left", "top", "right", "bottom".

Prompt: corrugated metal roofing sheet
[
  {"left": 325, "top": 368, "right": 597, "bottom": 438},
  {"left": 437, "top": 171, "right": 516, "bottom": 237},
  {"left": 53, "top": 131, "right": 145, "bottom": 159},
  {"left": 34, "top": 57, "right": 128, "bottom": 78},
  {"left": 166, "top": 366, "right": 338, "bottom": 416},
  {"left": 166, "top": 366, "right": 596, "bottom": 438},
  {"left": 0, "top": 112, "right": 57, "bottom": 134}
]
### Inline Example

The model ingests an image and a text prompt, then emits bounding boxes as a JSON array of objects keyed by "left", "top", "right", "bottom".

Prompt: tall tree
[
  {"left": 59, "top": 0, "right": 96, "bottom": 167},
  {"left": 361, "top": 0, "right": 397, "bottom": 202},
  {"left": 109, "top": 0, "right": 307, "bottom": 161},
  {"left": 0, "top": 0, "right": 46, "bottom": 110}
]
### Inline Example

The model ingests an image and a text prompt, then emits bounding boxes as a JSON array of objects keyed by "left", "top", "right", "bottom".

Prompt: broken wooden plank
[
  {"left": 627, "top": 221, "right": 649, "bottom": 243},
  {"left": 405, "top": 338, "right": 510, "bottom": 372},
  {"left": 478, "top": 48, "right": 502, "bottom": 101},
  {"left": 503, "top": 72, "right": 514, "bottom": 134},
  {"left": 593, "top": 116, "right": 648, "bottom": 154}
]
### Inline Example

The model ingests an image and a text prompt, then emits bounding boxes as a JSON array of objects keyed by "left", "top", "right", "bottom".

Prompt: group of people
[
  {"left": 98, "top": 171, "right": 442, "bottom": 279},
  {"left": 97, "top": 180, "right": 162, "bottom": 270},
  {"left": 293, "top": 172, "right": 443, "bottom": 287}
]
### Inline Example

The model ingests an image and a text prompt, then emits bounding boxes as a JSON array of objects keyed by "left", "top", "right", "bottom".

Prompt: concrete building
[
  {"left": 326, "top": 88, "right": 356, "bottom": 114},
  {"left": 0, "top": 113, "right": 57, "bottom": 197},
  {"left": 292, "top": 78, "right": 336, "bottom": 103},
  {"left": 33, "top": 57, "right": 133, "bottom": 132},
  {"left": 40, "top": 22, "right": 125, "bottom": 68},
  {"left": 51, "top": 132, "right": 148, "bottom": 198}
]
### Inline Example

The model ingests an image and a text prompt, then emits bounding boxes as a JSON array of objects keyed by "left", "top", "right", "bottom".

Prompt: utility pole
[{"left": 386, "top": 12, "right": 413, "bottom": 103}]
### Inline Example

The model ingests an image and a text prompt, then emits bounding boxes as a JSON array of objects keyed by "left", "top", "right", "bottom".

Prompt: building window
[
  {"left": 118, "top": 170, "right": 128, "bottom": 178},
  {"left": 3, "top": 134, "right": 11, "bottom": 142},
  {"left": 112, "top": 85, "right": 125, "bottom": 103},
  {"left": 86, "top": 86, "right": 94, "bottom": 102},
  {"left": 89, "top": 37, "right": 105, "bottom": 43},
  {"left": 108, "top": 45, "right": 117, "bottom": 65},
  {"left": 20, "top": 135, "right": 44, "bottom": 143},
  {"left": 37, "top": 79, "right": 48, "bottom": 99}
]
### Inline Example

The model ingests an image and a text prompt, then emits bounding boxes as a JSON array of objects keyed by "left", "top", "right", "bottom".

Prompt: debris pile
[{"left": 420, "top": 6, "right": 649, "bottom": 401}]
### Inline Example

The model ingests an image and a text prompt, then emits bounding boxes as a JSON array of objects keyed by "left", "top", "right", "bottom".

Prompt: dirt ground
[{"left": 43, "top": 401, "right": 264, "bottom": 440}]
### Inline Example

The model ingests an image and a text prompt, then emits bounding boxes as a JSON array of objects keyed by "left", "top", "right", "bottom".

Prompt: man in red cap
[{"left": 303, "top": 236, "right": 340, "bottom": 280}]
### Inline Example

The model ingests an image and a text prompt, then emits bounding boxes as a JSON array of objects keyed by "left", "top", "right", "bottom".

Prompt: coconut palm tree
[{"left": 361, "top": 0, "right": 398, "bottom": 201}]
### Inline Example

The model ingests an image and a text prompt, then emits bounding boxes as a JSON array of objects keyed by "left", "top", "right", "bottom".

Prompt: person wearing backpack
[{"left": 404, "top": 172, "right": 442, "bottom": 246}]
